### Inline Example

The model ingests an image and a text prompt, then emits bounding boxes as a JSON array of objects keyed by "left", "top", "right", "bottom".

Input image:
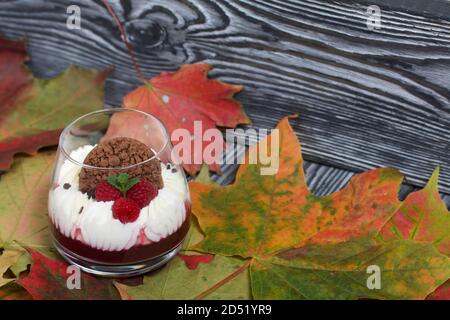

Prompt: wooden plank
[{"left": 1, "top": 0, "right": 450, "bottom": 195}]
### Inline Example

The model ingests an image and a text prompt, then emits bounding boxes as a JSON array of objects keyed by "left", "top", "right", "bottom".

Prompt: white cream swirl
[{"left": 48, "top": 145, "right": 189, "bottom": 251}]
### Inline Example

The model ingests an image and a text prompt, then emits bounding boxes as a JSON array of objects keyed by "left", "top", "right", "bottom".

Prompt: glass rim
[{"left": 59, "top": 108, "right": 170, "bottom": 170}]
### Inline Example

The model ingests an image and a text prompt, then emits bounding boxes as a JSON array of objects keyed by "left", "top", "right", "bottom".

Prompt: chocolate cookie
[{"left": 79, "top": 137, "right": 163, "bottom": 195}]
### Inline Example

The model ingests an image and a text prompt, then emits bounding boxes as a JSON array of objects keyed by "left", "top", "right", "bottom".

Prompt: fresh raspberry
[
  {"left": 112, "top": 198, "right": 141, "bottom": 224},
  {"left": 126, "top": 179, "right": 158, "bottom": 209},
  {"left": 95, "top": 181, "right": 121, "bottom": 202}
]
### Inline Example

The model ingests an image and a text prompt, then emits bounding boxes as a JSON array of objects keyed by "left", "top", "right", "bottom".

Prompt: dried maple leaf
[
  {"left": 0, "top": 249, "right": 22, "bottom": 287},
  {"left": 17, "top": 249, "right": 119, "bottom": 300},
  {"left": 0, "top": 151, "right": 54, "bottom": 250},
  {"left": 104, "top": 64, "right": 250, "bottom": 175},
  {"left": 0, "top": 151, "right": 54, "bottom": 288},
  {"left": 378, "top": 168, "right": 450, "bottom": 299},
  {"left": 188, "top": 116, "right": 450, "bottom": 299},
  {"left": 0, "top": 36, "right": 108, "bottom": 171}
]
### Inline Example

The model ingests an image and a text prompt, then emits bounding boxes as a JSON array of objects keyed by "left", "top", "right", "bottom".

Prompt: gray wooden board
[{"left": 0, "top": 0, "right": 450, "bottom": 207}]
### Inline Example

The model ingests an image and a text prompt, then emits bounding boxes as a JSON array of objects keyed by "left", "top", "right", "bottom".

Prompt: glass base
[{"left": 54, "top": 239, "right": 183, "bottom": 277}]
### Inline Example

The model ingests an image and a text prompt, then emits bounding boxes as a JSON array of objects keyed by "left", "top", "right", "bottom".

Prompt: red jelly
[{"left": 53, "top": 210, "right": 191, "bottom": 265}]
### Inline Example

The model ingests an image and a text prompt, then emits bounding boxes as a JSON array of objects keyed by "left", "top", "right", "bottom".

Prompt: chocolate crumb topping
[
  {"left": 79, "top": 206, "right": 84, "bottom": 214},
  {"left": 63, "top": 183, "right": 71, "bottom": 190},
  {"left": 79, "top": 137, "right": 163, "bottom": 195}
]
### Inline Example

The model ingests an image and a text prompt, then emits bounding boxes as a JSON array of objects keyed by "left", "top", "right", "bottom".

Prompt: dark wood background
[{"left": 0, "top": 0, "right": 449, "bottom": 206}]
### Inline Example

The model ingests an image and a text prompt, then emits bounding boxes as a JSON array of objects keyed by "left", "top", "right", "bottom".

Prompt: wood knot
[{"left": 125, "top": 19, "right": 167, "bottom": 49}]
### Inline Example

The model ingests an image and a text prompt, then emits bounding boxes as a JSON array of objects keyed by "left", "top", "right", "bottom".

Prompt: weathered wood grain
[{"left": 1, "top": 0, "right": 450, "bottom": 207}]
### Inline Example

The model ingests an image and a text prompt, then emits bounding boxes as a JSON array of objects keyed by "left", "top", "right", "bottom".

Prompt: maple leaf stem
[
  {"left": 193, "top": 259, "right": 251, "bottom": 300},
  {"left": 100, "top": 0, "right": 147, "bottom": 84}
]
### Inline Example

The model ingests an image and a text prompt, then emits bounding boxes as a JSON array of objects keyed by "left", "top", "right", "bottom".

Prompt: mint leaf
[
  {"left": 124, "top": 177, "right": 140, "bottom": 193},
  {"left": 106, "top": 173, "right": 140, "bottom": 194},
  {"left": 117, "top": 173, "right": 128, "bottom": 186},
  {"left": 107, "top": 175, "right": 120, "bottom": 189}
]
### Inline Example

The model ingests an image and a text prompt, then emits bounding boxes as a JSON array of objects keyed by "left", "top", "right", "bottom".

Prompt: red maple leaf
[
  {"left": 0, "top": 37, "right": 30, "bottom": 108},
  {"left": 104, "top": 64, "right": 250, "bottom": 175},
  {"left": 17, "top": 250, "right": 119, "bottom": 300}
]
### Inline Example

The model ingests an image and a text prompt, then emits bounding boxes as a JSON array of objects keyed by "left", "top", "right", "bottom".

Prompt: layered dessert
[{"left": 49, "top": 137, "right": 190, "bottom": 264}]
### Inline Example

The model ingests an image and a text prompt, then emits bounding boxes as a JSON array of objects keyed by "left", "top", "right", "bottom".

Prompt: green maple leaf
[
  {"left": 378, "top": 167, "right": 450, "bottom": 299},
  {"left": 117, "top": 117, "right": 449, "bottom": 300},
  {"left": 0, "top": 151, "right": 54, "bottom": 250},
  {"left": 115, "top": 220, "right": 251, "bottom": 300},
  {"left": 116, "top": 253, "right": 250, "bottom": 300},
  {"left": 185, "top": 116, "right": 450, "bottom": 299},
  {"left": 253, "top": 239, "right": 448, "bottom": 299},
  {"left": 0, "top": 151, "right": 54, "bottom": 288}
]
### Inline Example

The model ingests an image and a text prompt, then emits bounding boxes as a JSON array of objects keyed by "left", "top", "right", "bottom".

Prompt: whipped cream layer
[{"left": 49, "top": 145, "right": 189, "bottom": 252}]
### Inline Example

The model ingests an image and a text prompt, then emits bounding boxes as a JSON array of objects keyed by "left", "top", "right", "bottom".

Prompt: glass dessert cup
[{"left": 49, "top": 108, "right": 191, "bottom": 277}]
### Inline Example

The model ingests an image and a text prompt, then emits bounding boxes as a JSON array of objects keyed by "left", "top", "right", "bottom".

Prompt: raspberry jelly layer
[{"left": 53, "top": 211, "right": 191, "bottom": 265}]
